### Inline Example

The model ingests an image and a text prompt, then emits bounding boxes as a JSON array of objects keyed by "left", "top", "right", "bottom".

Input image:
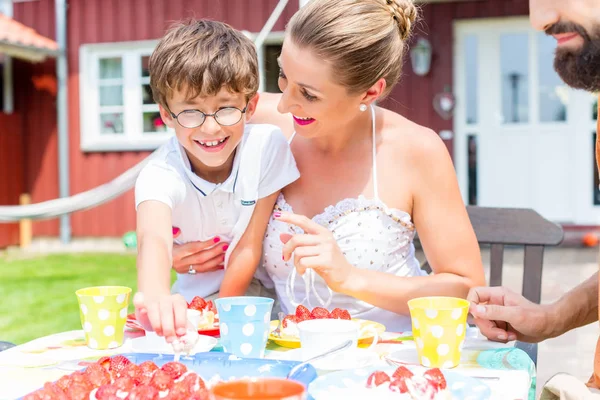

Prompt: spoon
[{"left": 286, "top": 340, "right": 353, "bottom": 379}]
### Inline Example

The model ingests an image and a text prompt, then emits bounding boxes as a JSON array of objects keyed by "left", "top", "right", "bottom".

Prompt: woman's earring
[{"left": 359, "top": 104, "right": 368, "bottom": 112}]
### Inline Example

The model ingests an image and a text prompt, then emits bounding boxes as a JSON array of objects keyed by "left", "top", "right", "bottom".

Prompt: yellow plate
[{"left": 268, "top": 319, "right": 386, "bottom": 349}]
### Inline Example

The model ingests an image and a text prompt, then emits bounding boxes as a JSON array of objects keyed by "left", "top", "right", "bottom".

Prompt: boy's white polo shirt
[{"left": 135, "top": 124, "right": 300, "bottom": 301}]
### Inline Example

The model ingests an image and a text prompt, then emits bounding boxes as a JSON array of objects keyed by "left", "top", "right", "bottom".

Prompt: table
[{"left": 0, "top": 329, "right": 535, "bottom": 400}]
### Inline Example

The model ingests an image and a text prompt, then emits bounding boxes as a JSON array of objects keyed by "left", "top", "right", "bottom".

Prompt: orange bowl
[{"left": 209, "top": 378, "right": 306, "bottom": 400}]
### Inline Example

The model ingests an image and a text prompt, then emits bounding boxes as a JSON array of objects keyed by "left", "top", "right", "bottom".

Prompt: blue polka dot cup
[
  {"left": 76, "top": 286, "right": 131, "bottom": 350},
  {"left": 215, "top": 296, "right": 274, "bottom": 359}
]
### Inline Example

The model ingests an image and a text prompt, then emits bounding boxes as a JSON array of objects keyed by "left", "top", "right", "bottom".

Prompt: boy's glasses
[{"left": 169, "top": 105, "right": 248, "bottom": 129}]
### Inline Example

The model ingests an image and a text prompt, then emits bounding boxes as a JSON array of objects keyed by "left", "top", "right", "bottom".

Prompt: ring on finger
[{"left": 188, "top": 265, "right": 196, "bottom": 275}]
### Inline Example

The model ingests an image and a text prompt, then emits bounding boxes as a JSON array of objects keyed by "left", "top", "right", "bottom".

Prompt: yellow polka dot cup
[
  {"left": 407, "top": 296, "right": 469, "bottom": 369},
  {"left": 76, "top": 286, "right": 132, "bottom": 350}
]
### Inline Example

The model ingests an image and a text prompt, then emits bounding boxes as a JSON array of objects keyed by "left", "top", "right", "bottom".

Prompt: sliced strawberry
[
  {"left": 96, "top": 384, "right": 119, "bottom": 400},
  {"left": 392, "top": 365, "right": 414, "bottom": 380},
  {"left": 97, "top": 356, "right": 111, "bottom": 371},
  {"left": 109, "top": 355, "right": 131, "bottom": 377},
  {"left": 295, "top": 305, "right": 311, "bottom": 322},
  {"left": 150, "top": 369, "right": 174, "bottom": 392},
  {"left": 423, "top": 368, "right": 447, "bottom": 391},
  {"left": 23, "top": 390, "right": 43, "bottom": 400},
  {"left": 330, "top": 308, "right": 351, "bottom": 320},
  {"left": 282, "top": 314, "right": 297, "bottom": 328},
  {"left": 113, "top": 376, "right": 135, "bottom": 393},
  {"left": 68, "top": 382, "right": 93, "bottom": 400},
  {"left": 54, "top": 375, "right": 72, "bottom": 392},
  {"left": 310, "top": 307, "right": 331, "bottom": 319},
  {"left": 85, "top": 363, "right": 112, "bottom": 387},
  {"left": 139, "top": 360, "right": 159, "bottom": 385},
  {"left": 42, "top": 383, "right": 68, "bottom": 400},
  {"left": 389, "top": 377, "right": 411, "bottom": 393},
  {"left": 161, "top": 361, "right": 187, "bottom": 380},
  {"left": 120, "top": 363, "right": 143, "bottom": 385},
  {"left": 69, "top": 371, "right": 93, "bottom": 390},
  {"left": 188, "top": 296, "right": 207, "bottom": 312},
  {"left": 205, "top": 300, "right": 217, "bottom": 313},
  {"left": 366, "top": 370, "right": 391, "bottom": 387},
  {"left": 189, "top": 390, "right": 210, "bottom": 400},
  {"left": 126, "top": 384, "right": 159, "bottom": 400},
  {"left": 181, "top": 372, "right": 206, "bottom": 392}
]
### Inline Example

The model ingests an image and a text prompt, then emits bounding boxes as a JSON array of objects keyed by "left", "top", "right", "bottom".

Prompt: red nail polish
[
  {"left": 172, "top": 227, "right": 180, "bottom": 235},
  {"left": 213, "top": 237, "right": 220, "bottom": 243},
  {"left": 273, "top": 212, "right": 281, "bottom": 218},
  {"left": 282, "top": 255, "right": 285, "bottom": 261},
  {"left": 223, "top": 245, "right": 229, "bottom": 251},
  {"left": 219, "top": 266, "right": 225, "bottom": 270}
]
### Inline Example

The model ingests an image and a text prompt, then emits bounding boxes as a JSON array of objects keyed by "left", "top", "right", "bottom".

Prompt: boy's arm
[
  {"left": 218, "top": 191, "right": 280, "bottom": 297},
  {"left": 136, "top": 200, "right": 173, "bottom": 298}
]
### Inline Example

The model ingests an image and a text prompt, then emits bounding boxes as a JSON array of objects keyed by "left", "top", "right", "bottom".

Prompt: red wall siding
[
  {"left": 12, "top": 0, "right": 530, "bottom": 238},
  {"left": 12, "top": 0, "right": 299, "bottom": 238},
  {"left": 0, "top": 112, "right": 24, "bottom": 247}
]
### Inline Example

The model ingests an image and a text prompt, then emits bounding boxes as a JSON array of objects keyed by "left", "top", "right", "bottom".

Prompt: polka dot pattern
[
  {"left": 408, "top": 296, "right": 469, "bottom": 369},
  {"left": 214, "top": 297, "right": 274, "bottom": 359},
  {"left": 76, "top": 286, "right": 131, "bottom": 350}
]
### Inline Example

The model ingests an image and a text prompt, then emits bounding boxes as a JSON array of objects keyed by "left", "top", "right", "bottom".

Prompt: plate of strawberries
[
  {"left": 127, "top": 296, "right": 220, "bottom": 337},
  {"left": 268, "top": 305, "right": 386, "bottom": 349},
  {"left": 309, "top": 365, "right": 491, "bottom": 400},
  {"left": 23, "top": 353, "right": 319, "bottom": 400}
]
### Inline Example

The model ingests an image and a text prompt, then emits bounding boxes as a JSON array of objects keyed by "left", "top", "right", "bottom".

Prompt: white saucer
[
  {"left": 130, "top": 333, "right": 218, "bottom": 355},
  {"left": 277, "top": 347, "right": 380, "bottom": 371}
]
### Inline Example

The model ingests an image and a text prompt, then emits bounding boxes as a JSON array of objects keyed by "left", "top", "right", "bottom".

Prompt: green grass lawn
[{"left": 0, "top": 253, "right": 144, "bottom": 345}]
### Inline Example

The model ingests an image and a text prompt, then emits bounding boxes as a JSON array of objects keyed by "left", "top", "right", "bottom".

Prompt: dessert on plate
[
  {"left": 187, "top": 296, "right": 218, "bottom": 331},
  {"left": 280, "top": 305, "right": 351, "bottom": 336}
]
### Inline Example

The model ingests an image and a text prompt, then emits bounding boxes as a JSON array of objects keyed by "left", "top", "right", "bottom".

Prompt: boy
[{"left": 133, "top": 19, "right": 299, "bottom": 343}]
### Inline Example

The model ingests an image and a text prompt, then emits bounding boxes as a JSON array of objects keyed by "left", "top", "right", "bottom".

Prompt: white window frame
[
  {"left": 242, "top": 31, "right": 285, "bottom": 93},
  {"left": 79, "top": 40, "right": 175, "bottom": 152}
]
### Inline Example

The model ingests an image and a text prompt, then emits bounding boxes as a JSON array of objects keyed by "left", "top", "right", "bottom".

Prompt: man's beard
[{"left": 549, "top": 22, "right": 600, "bottom": 92}]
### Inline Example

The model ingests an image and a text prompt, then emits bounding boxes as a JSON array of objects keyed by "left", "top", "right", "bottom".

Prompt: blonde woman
[{"left": 173, "top": 0, "right": 486, "bottom": 332}]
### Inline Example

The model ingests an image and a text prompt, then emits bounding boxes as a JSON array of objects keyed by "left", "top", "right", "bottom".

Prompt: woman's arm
[{"left": 341, "top": 127, "right": 485, "bottom": 314}]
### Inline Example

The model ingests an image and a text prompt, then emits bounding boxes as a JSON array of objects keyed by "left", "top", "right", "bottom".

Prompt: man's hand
[{"left": 468, "top": 286, "right": 554, "bottom": 343}]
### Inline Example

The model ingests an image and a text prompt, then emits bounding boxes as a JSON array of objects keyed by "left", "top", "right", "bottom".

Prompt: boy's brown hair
[{"left": 149, "top": 19, "right": 259, "bottom": 109}]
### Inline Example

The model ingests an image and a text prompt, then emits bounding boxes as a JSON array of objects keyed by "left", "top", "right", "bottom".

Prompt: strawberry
[
  {"left": 113, "top": 376, "right": 135, "bottom": 393},
  {"left": 205, "top": 300, "right": 217, "bottom": 313},
  {"left": 295, "top": 305, "right": 311, "bottom": 322},
  {"left": 109, "top": 355, "right": 132, "bottom": 378},
  {"left": 150, "top": 369, "right": 174, "bottom": 392},
  {"left": 139, "top": 360, "right": 159, "bottom": 385},
  {"left": 189, "top": 390, "right": 210, "bottom": 400},
  {"left": 55, "top": 375, "right": 72, "bottom": 392},
  {"left": 67, "top": 382, "right": 93, "bottom": 400},
  {"left": 120, "top": 363, "right": 143, "bottom": 385},
  {"left": 126, "top": 384, "right": 159, "bottom": 400},
  {"left": 310, "top": 307, "right": 331, "bottom": 319},
  {"left": 282, "top": 315, "right": 297, "bottom": 328},
  {"left": 69, "top": 371, "right": 93, "bottom": 390},
  {"left": 42, "top": 383, "right": 68, "bottom": 400},
  {"left": 96, "top": 384, "right": 121, "bottom": 400},
  {"left": 161, "top": 361, "right": 187, "bottom": 380},
  {"left": 85, "top": 363, "right": 111, "bottom": 386},
  {"left": 423, "top": 368, "right": 447, "bottom": 391},
  {"left": 188, "top": 296, "right": 207, "bottom": 312},
  {"left": 330, "top": 308, "right": 351, "bottom": 320},
  {"left": 366, "top": 370, "right": 391, "bottom": 387},
  {"left": 182, "top": 372, "right": 206, "bottom": 392},
  {"left": 97, "top": 356, "right": 111, "bottom": 371},
  {"left": 389, "top": 377, "right": 411, "bottom": 393},
  {"left": 392, "top": 365, "right": 414, "bottom": 380}
]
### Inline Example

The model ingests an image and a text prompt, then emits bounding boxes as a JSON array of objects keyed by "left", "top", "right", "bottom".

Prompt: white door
[{"left": 454, "top": 17, "right": 599, "bottom": 225}]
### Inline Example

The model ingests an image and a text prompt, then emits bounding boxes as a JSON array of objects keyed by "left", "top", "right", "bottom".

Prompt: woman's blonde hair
[{"left": 287, "top": 0, "right": 418, "bottom": 98}]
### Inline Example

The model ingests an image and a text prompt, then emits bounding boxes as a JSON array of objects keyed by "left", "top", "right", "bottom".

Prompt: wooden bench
[{"left": 418, "top": 206, "right": 564, "bottom": 366}]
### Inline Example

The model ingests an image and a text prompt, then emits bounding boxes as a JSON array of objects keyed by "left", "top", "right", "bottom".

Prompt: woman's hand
[
  {"left": 171, "top": 227, "right": 229, "bottom": 274},
  {"left": 275, "top": 211, "right": 356, "bottom": 293}
]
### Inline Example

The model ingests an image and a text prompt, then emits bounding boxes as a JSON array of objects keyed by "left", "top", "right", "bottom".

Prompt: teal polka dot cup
[
  {"left": 76, "top": 286, "right": 131, "bottom": 350},
  {"left": 215, "top": 297, "right": 274, "bottom": 359}
]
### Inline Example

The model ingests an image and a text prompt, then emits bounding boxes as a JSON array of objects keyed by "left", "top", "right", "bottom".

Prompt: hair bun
[{"left": 386, "top": 0, "right": 417, "bottom": 40}]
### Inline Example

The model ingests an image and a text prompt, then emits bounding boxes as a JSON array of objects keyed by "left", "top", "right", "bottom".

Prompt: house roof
[{"left": 0, "top": 13, "right": 59, "bottom": 63}]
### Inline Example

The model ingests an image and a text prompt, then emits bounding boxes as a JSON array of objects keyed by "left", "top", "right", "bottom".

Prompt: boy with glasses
[{"left": 133, "top": 19, "right": 299, "bottom": 343}]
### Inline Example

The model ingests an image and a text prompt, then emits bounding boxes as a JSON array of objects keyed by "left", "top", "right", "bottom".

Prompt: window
[{"left": 79, "top": 40, "right": 172, "bottom": 152}]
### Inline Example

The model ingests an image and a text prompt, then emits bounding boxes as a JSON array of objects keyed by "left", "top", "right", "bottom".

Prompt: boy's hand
[{"left": 133, "top": 292, "right": 189, "bottom": 343}]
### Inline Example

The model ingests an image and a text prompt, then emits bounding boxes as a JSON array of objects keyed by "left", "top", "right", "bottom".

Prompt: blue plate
[
  {"left": 22, "top": 352, "right": 318, "bottom": 398},
  {"left": 309, "top": 365, "right": 491, "bottom": 400}
]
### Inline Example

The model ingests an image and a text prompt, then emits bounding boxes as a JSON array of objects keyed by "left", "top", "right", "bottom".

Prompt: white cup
[{"left": 297, "top": 319, "right": 378, "bottom": 360}]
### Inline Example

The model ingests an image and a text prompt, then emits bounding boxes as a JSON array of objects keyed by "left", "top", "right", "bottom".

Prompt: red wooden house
[{"left": 1, "top": 0, "right": 596, "bottom": 247}]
